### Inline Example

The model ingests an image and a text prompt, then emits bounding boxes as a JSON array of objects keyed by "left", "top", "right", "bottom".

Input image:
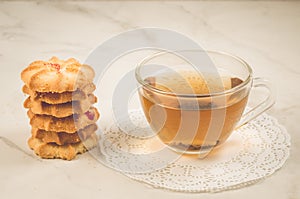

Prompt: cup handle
[{"left": 236, "top": 77, "right": 276, "bottom": 128}]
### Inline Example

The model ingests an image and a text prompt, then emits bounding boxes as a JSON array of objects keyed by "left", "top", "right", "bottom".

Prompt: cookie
[
  {"left": 31, "top": 124, "right": 97, "bottom": 145},
  {"left": 22, "top": 83, "right": 96, "bottom": 104},
  {"left": 28, "top": 107, "right": 100, "bottom": 133},
  {"left": 21, "top": 57, "right": 95, "bottom": 93},
  {"left": 28, "top": 133, "right": 98, "bottom": 160},
  {"left": 24, "top": 94, "right": 97, "bottom": 118}
]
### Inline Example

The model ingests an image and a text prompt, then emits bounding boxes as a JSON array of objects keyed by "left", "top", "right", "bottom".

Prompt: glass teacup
[{"left": 136, "top": 50, "right": 274, "bottom": 155}]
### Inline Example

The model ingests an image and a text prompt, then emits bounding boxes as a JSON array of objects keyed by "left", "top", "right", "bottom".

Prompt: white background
[{"left": 0, "top": 1, "right": 299, "bottom": 199}]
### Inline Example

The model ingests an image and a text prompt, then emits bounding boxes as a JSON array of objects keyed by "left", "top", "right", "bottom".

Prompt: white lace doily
[{"left": 92, "top": 109, "right": 290, "bottom": 193}]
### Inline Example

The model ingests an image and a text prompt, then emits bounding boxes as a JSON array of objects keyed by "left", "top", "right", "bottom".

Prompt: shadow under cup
[{"left": 135, "top": 51, "right": 270, "bottom": 155}]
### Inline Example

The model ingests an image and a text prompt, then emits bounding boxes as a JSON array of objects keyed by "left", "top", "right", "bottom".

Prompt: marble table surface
[{"left": 0, "top": 1, "right": 299, "bottom": 198}]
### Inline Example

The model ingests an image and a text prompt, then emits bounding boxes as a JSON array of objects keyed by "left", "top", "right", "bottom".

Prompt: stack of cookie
[{"left": 21, "top": 57, "right": 99, "bottom": 160}]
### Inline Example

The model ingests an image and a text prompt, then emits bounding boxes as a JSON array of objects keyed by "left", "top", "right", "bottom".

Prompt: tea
[{"left": 139, "top": 71, "right": 248, "bottom": 153}]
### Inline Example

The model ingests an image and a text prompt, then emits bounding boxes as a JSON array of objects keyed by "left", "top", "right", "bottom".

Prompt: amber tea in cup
[{"left": 136, "top": 51, "right": 274, "bottom": 155}]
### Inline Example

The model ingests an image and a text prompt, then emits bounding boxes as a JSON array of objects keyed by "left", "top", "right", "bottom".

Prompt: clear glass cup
[{"left": 135, "top": 50, "right": 275, "bottom": 155}]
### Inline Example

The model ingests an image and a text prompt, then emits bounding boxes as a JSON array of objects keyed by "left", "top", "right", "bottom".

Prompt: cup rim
[{"left": 135, "top": 50, "right": 253, "bottom": 98}]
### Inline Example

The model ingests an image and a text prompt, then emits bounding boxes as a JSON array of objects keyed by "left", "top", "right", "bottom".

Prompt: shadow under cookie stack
[{"left": 21, "top": 57, "right": 99, "bottom": 160}]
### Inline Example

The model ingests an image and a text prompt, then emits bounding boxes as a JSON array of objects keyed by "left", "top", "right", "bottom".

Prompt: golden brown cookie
[
  {"left": 28, "top": 133, "right": 98, "bottom": 160},
  {"left": 31, "top": 124, "right": 97, "bottom": 145},
  {"left": 22, "top": 83, "right": 96, "bottom": 104},
  {"left": 21, "top": 57, "right": 95, "bottom": 93},
  {"left": 28, "top": 107, "right": 100, "bottom": 133},
  {"left": 24, "top": 94, "right": 97, "bottom": 118}
]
